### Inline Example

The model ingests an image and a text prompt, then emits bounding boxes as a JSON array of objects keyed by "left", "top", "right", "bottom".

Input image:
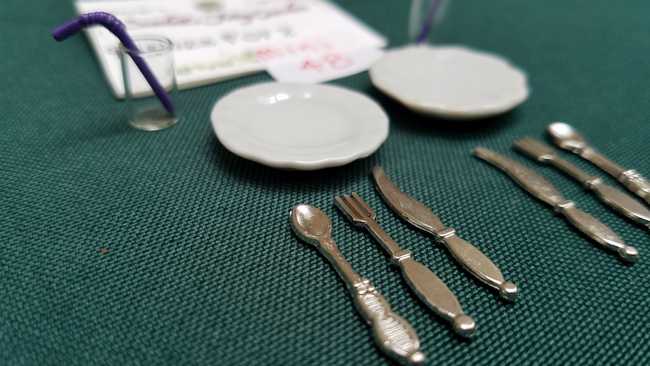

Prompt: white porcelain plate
[
  {"left": 370, "top": 45, "right": 530, "bottom": 119},
  {"left": 211, "top": 82, "right": 389, "bottom": 170}
]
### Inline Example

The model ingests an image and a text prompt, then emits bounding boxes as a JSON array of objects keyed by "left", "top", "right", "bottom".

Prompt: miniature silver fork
[
  {"left": 335, "top": 193, "right": 476, "bottom": 338},
  {"left": 291, "top": 204, "right": 425, "bottom": 364}
]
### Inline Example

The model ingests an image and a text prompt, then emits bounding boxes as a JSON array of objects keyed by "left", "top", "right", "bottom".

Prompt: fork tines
[{"left": 334, "top": 192, "right": 376, "bottom": 225}]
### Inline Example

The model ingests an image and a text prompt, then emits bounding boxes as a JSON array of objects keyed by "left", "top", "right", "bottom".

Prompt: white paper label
[
  {"left": 75, "top": 0, "right": 387, "bottom": 98},
  {"left": 266, "top": 47, "right": 384, "bottom": 83}
]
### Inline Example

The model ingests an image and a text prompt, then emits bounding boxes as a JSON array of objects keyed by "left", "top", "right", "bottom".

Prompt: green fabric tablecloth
[{"left": 2, "top": 1, "right": 650, "bottom": 365}]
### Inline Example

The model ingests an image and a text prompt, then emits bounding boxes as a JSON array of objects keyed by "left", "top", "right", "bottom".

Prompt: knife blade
[
  {"left": 334, "top": 193, "right": 476, "bottom": 338},
  {"left": 514, "top": 137, "right": 650, "bottom": 229},
  {"left": 473, "top": 147, "right": 639, "bottom": 263},
  {"left": 372, "top": 166, "right": 518, "bottom": 301}
]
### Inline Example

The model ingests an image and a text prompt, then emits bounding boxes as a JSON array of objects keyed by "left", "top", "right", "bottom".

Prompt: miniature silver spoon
[
  {"left": 474, "top": 147, "right": 639, "bottom": 263},
  {"left": 548, "top": 122, "right": 650, "bottom": 206},
  {"left": 514, "top": 137, "right": 650, "bottom": 230},
  {"left": 290, "top": 204, "right": 425, "bottom": 365}
]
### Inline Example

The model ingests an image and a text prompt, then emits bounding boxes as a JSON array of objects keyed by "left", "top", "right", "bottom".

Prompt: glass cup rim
[{"left": 118, "top": 35, "right": 174, "bottom": 57}]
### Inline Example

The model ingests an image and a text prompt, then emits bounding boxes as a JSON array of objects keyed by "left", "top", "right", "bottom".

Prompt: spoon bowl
[
  {"left": 290, "top": 204, "right": 333, "bottom": 246},
  {"left": 547, "top": 122, "right": 587, "bottom": 151}
]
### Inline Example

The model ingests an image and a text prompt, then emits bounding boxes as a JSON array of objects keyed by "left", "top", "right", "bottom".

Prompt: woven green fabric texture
[{"left": 2, "top": 1, "right": 650, "bottom": 365}]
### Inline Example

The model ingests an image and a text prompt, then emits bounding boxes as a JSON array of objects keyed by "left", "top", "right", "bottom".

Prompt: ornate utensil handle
[
  {"left": 335, "top": 192, "right": 476, "bottom": 338},
  {"left": 474, "top": 147, "right": 639, "bottom": 264},
  {"left": 512, "top": 138, "right": 650, "bottom": 228},
  {"left": 438, "top": 229, "right": 518, "bottom": 301},
  {"left": 620, "top": 170, "right": 650, "bottom": 205},
  {"left": 291, "top": 205, "right": 424, "bottom": 363},
  {"left": 319, "top": 239, "right": 425, "bottom": 364},
  {"left": 581, "top": 150, "right": 650, "bottom": 205},
  {"left": 351, "top": 279, "right": 425, "bottom": 365},
  {"left": 557, "top": 202, "right": 639, "bottom": 263}
]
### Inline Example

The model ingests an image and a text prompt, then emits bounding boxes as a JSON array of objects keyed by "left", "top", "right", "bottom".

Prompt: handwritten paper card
[
  {"left": 75, "top": 0, "right": 387, "bottom": 97},
  {"left": 266, "top": 47, "right": 384, "bottom": 84}
]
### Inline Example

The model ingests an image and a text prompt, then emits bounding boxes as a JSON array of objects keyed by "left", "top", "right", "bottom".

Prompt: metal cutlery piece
[
  {"left": 334, "top": 194, "right": 476, "bottom": 338},
  {"left": 514, "top": 137, "right": 650, "bottom": 229},
  {"left": 372, "top": 166, "right": 518, "bottom": 302},
  {"left": 548, "top": 122, "right": 650, "bottom": 206},
  {"left": 290, "top": 204, "right": 425, "bottom": 365},
  {"left": 473, "top": 147, "right": 639, "bottom": 263}
]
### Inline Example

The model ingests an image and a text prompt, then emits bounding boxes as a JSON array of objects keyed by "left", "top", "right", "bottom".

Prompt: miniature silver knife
[
  {"left": 548, "top": 122, "right": 650, "bottom": 206},
  {"left": 334, "top": 193, "right": 476, "bottom": 338},
  {"left": 372, "top": 166, "right": 518, "bottom": 301},
  {"left": 514, "top": 137, "right": 650, "bottom": 230},
  {"left": 290, "top": 204, "right": 425, "bottom": 364},
  {"left": 473, "top": 147, "right": 639, "bottom": 263}
]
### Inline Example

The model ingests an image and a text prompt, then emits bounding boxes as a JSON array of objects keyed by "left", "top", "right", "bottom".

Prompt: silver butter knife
[
  {"left": 290, "top": 204, "right": 425, "bottom": 365},
  {"left": 514, "top": 137, "right": 650, "bottom": 229},
  {"left": 334, "top": 193, "right": 476, "bottom": 338},
  {"left": 473, "top": 147, "right": 639, "bottom": 263},
  {"left": 373, "top": 166, "right": 518, "bottom": 302},
  {"left": 548, "top": 122, "right": 650, "bottom": 206}
]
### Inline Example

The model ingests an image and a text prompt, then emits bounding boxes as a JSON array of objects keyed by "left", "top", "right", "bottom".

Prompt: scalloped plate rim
[
  {"left": 369, "top": 44, "right": 530, "bottom": 120},
  {"left": 210, "top": 82, "right": 389, "bottom": 171}
]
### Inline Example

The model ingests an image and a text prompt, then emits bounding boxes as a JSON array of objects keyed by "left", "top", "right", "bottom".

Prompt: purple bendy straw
[
  {"left": 51, "top": 12, "right": 175, "bottom": 115},
  {"left": 416, "top": 0, "right": 442, "bottom": 44}
]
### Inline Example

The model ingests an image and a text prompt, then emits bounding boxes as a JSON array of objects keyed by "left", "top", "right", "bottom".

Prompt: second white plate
[
  {"left": 370, "top": 45, "right": 530, "bottom": 119},
  {"left": 211, "top": 82, "right": 389, "bottom": 170}
]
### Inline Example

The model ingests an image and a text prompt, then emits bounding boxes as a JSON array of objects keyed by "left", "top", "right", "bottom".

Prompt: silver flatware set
[
  {"left": 548, "top": 122, "right": 650, "bottom": 205},
  {"left": 291, "top": 205, "right": 425, "bottom": 365},
  {"left": 289, "top": 121, "right": 646, "bottom": 364},
  {"left": 474, "top": 147, "right": 639, "bottom": 263},
  {"left": 290, "top": 168, "right": 518, "bottom": 362},
  {"left": 474, "top": 121, "right": 648, "bottom": 263},
  {"left": 335, "top": 192, "right": 477, "bottom": 338},
  {"left": 514, "top": 137, "right": 650, "bottom": 230}
]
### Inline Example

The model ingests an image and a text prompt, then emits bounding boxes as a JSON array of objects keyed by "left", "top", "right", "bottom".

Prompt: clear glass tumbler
[{"left": 119, "top": 36, "right": 178, "bottom": 131}]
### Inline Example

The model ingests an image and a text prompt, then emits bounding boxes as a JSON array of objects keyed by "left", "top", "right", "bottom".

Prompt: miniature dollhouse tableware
[
  {"left": 369, "top": 45, "right": 529, "bottom": 119},
  {"left": 211, "top": 82, "right": 389, "bottom": 170}
]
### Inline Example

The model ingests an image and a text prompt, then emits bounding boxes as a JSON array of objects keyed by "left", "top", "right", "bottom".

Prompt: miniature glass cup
[{"left": 119, "top": 36, "right": 178, "bottom": 131}]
